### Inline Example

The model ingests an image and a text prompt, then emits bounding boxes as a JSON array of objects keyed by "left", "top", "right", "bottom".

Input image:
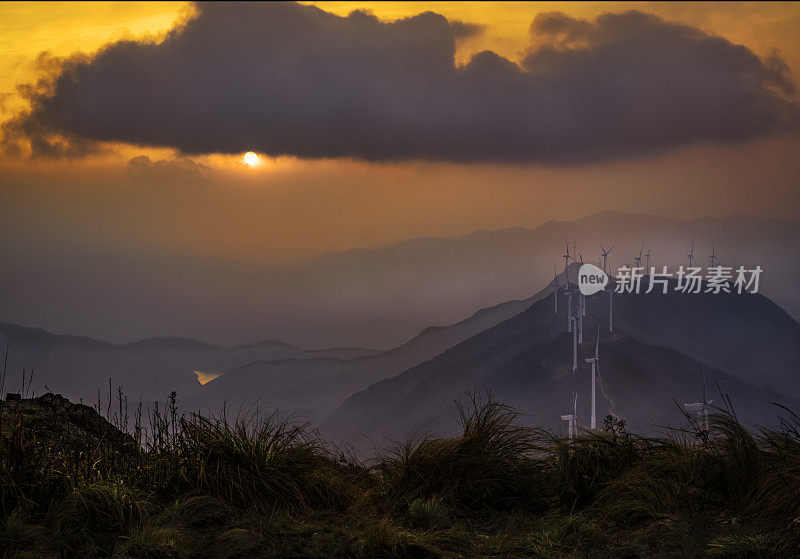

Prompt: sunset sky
[{"left": 1, "top": 2, "right": 799, "bottom": 264}]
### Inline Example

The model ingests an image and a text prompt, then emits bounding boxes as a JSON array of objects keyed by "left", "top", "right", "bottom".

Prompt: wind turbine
[
  {"left": 687, "top": 238, "right": 695, "bottom": 268},
  {"left": 633, "top": 243, "right": 644, "bottom": 269},
  {"left": 561, "top": 393, "right": 577, "bottom": 441},
  {"left": 585, "top": 329, "right": 600, "bottom": 429},
  {"left": 709, "top": 242, "right": 721, "bottom": 268},
  {"left": 563, "top": 236, "right": 575, "bottom": 282},
  {"left": 599, "top": 244, "right": 614, "bottom": 275},
  {"left": 683, "top": 365, "right": 713, "bottom": 433},
  {"left": 645, "top": 247, "right": 652, "bottom": 273}
]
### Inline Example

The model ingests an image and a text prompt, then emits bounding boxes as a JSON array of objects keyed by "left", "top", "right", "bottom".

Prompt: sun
[{"left": 243, "top": 151, "right": 260, "bottom": 167}]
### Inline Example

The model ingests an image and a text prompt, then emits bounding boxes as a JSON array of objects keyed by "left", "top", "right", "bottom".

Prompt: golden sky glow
[
  {"left": 0, "top": 2, "right": 187, "bottom": 118},
  {"left": 0, "top": 2, "right": 799, "bottom": 262}
]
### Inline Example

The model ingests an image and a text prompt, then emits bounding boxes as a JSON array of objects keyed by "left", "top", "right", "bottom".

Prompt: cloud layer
[{"left": 4, "top": 2, "right": 798, "bottom": 162}]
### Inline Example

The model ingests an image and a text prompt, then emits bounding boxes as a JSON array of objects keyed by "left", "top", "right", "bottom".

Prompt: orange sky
[{"left": 1, "top": 2, "right": 799, "bottom": 263}]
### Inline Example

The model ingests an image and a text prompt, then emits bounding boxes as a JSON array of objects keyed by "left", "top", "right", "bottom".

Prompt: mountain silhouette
[
  {"left": 323, "top": 281, "right": 800, "bottom": 452},
  {"left": 183, "top": 277, "right": 559, "bottom": 421}
]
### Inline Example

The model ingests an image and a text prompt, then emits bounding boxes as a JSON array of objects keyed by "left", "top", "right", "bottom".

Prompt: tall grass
[
  {"left": 374, "top": 394, "right": 545, "bottom": 513},
  {"left": 1, "top": 386, "right": 799, "bottom": 558}
]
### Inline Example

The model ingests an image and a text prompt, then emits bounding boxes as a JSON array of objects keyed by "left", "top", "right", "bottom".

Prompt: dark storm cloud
[{"left": 4, "top": 2, "right": 798, "bottom": 162}]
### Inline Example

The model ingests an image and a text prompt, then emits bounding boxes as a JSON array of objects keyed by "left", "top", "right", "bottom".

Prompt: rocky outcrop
[{"left": 1, "top": 392, "right": 136, "bottom": 453}]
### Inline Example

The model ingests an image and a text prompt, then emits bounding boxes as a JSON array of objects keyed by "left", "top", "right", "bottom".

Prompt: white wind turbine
[
  {"left": 709, "top": 242, "right": 721, "bottom": 267},
  {"left": 563, "top": 236, "right": 573, "bottom": 278},
  {"left": 561, "top": 393, "right": 578, "bottom": 441},
  {"left": 633, "top": 243, "right": 644, "bottom": 269},
  {"left": 687, "top": 238, "right": 695, "bottom": 268},
  {"left": 683, "top": 365, "right": 713, "bottom": 433},
  {"left": 599, "top": 244, "right": 614, "bottom": 275},
  {"left": 585, "top": 329, "right": 601, "bottom": 429},
  {"left": 645, "top": 247, "right": 652, "bottom": 273}
]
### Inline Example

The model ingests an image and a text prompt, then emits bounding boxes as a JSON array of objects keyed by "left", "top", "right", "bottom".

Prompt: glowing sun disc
[{"left": 243, "top": 151, "right": 260, "bottom": 166}]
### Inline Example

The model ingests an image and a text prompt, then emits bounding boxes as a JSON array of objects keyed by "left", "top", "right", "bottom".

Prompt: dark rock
[{"left": 1, "top": 392, "right": 137, "bottom": 454}]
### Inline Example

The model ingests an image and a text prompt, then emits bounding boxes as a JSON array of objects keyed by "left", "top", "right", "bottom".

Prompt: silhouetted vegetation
[{"left": 1, "top": 386, "right": 798, "bottom": 558}]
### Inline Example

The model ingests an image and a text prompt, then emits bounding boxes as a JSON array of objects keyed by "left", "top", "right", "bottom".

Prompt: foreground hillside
[{"left": 1, "top": 393, "right": 798, "bottom": 558}]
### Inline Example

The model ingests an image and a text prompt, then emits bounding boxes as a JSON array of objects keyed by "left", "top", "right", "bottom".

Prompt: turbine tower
[
  {"left": 553, "top": 263, "right": 560, "bottom": 314},
  {"left": 609, "top": 288, "right": 613, "bottom": 333},
  {"left": 645, "top": 247, "right": 652, "bottom": 272},
  {"left": 585, "top": 329, "right": 601, "bottom": 429},
  {"left": 569, "top": 315, "right": 578, "bottom": 372},
  {"left": 687, "top": 238, "right": 695, "bottom": 267},
  {"left": 599, "top": 244, "right": 614, "bottom": 275},
  {"left": 563, "top": 237, "right": 575, "bottom": 331},
  {"left": 566, "top": 286, "right": 574, "bottom": 332},
  {"left": 709, "top": 242, "right": 721, "bottom": 268}
]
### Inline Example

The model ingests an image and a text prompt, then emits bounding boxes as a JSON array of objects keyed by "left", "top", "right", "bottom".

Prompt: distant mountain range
[
  {"left": 323, "top": 278, "right": 800, "bottom": 452},
  {"left": 0, "top": 322, "right": 374, "bottom": 403},
  {"left": 0, "top": 275, "right": 554, "bottom": 410},
  {"left": 184, "top": 280, "right": 556, "bottom": 421},
  {"left": 2, "top": 211, "right": 798, "bottom": 349},
  {"left": 3, "top": 263, "right": 798, "bottom": 452}
]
